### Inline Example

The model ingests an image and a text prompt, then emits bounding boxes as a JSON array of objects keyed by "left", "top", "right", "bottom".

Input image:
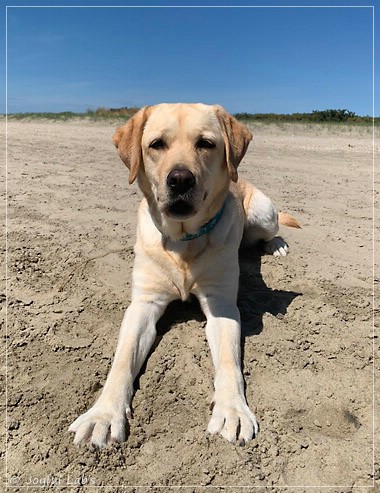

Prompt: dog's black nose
[{"left": 167, "top": 168, "right": 195, "bottom": 195}]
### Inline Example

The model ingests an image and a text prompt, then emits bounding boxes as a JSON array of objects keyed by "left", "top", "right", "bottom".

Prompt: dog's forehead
[{"left": 143, "top": 103, "right": 221, "bottom": 140}]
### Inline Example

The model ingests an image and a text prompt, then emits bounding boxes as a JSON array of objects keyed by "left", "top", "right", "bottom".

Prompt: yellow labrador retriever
[{"left": 69, "top": 103, "right": 300, "bottom": 448}]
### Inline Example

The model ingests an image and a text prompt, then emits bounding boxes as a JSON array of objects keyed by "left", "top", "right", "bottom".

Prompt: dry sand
[{"left": 3, "top": 118, "right": 379, "bottom": 491}]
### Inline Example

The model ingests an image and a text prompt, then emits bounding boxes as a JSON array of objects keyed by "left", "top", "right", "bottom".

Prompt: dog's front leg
[
  {"left": 198, "top": 294, "right": 258, "bottom": 445},
  {"left": 69, "top": 297, "right": 168, "bottom": 448}
]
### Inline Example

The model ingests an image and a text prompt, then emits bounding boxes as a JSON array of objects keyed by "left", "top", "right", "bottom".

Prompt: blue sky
[{"left": 3, "top": 1, "right": 377, "bottom": 115}]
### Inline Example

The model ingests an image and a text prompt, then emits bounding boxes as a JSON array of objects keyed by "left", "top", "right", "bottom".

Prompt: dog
[{"left": 69, "top": 103, "right": 300, "bottom": 448}]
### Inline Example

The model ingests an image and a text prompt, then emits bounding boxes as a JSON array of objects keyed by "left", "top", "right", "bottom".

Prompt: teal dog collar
[{"left": 180, "top": 202, "right": 226, "bottom": 241}]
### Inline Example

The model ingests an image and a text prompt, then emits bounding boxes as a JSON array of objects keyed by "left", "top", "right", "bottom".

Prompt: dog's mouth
[{"left": 164, "top": 200, "right": 196, "bottom": 219}]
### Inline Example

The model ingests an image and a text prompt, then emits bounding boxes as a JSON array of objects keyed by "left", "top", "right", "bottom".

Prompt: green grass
[
  {"left": 234, "top": 111, "right": 379, "bottom": 126},
  {"left": 6, "top": 107, "right": 140, "bottom": 122},
  {"left": 7, "top": 111, "right": 86, "bottom": 121}
]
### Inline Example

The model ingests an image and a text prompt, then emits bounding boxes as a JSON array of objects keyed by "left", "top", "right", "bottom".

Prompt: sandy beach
[{"left": 4, "top": 118, "right": 379, "bottom": 490}]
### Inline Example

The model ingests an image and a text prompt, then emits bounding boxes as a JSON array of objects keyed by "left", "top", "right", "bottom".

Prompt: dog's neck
[
  {"left": 148, "top": 191, "right": 227, "bottom": 243},
  {"left": 180, "top": 203, "right": 225, "bottom": 241}
]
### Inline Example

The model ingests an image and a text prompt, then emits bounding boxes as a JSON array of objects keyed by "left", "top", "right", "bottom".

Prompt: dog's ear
[
  {"left": 215, "top": 106, "right": 252, "bottom": 182},
  {"left": 112, "top": 106, "right": 151, "bottom": 184}
]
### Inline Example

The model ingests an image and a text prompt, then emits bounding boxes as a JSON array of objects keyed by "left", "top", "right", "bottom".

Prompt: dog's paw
[
  {"left": 208, "top": 395, "right": 259, "bottom": 445},
  {"left": 68, "top": 401, "right": 132, "bottom": 448},
  {"left": 264, "top": 236, "right": 289, "bottom": 257}
]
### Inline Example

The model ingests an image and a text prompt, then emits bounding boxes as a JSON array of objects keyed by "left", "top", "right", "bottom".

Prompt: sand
[{"left": 3, "top": 118, "right": 379, "bottom": 491}]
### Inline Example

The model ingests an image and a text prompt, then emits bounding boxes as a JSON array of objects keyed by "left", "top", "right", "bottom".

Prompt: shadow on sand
[{"left": 237, "top": 245, "right": 301, "bottom": 338}]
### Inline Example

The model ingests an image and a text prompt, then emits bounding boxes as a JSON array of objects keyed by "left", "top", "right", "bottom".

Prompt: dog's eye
[
  {"left": 149, "top": 139, "right": 165, "bottom": 150},
  {"left": 196, "top": 139, "right": 216, "bottom": 149}
]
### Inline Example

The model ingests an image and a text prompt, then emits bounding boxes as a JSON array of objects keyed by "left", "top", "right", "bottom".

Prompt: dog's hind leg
[{"left": 241, "top": 184, "right": 289, "bottom": 257}]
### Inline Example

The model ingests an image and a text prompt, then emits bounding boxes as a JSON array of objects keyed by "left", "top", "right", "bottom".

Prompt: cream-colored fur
[{"left": 69, "top": 103, "right": 300, "bottom": 448}]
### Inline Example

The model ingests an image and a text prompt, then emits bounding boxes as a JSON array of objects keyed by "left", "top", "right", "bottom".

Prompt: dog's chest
[{"left": 163, "top": 238, "right": 209, "bottom": 301}]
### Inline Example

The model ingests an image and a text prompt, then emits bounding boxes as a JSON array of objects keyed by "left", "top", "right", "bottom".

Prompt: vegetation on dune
[
  {"left": 85, "top": 106, "right": 140, "bottom": 119},
  {"left": 234, "top": 109, "right": 377, "bottom": 125},
  {"left": 6, "top": 107, "right": 140, "bottom": 122},
  {"left": 5, "top": 106, "right": 378, "bottom": 125},
  {"left": 6, "top": 111, "right": 83, "bottom": 121}
]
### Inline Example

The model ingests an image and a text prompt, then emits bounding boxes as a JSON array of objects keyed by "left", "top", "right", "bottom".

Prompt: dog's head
[{"left": 113, "top": 103, "right": 252, "bottom": 222}]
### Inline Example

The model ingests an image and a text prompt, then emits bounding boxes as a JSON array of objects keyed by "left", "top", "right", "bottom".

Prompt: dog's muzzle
[{"left": 165, "top": 168, "right": 197, "bottom": 219}]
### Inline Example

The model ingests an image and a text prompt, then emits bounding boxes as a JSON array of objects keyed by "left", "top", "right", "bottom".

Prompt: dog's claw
[{"left": 264, "top": 236, "right": 289, "bottom": 257}]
